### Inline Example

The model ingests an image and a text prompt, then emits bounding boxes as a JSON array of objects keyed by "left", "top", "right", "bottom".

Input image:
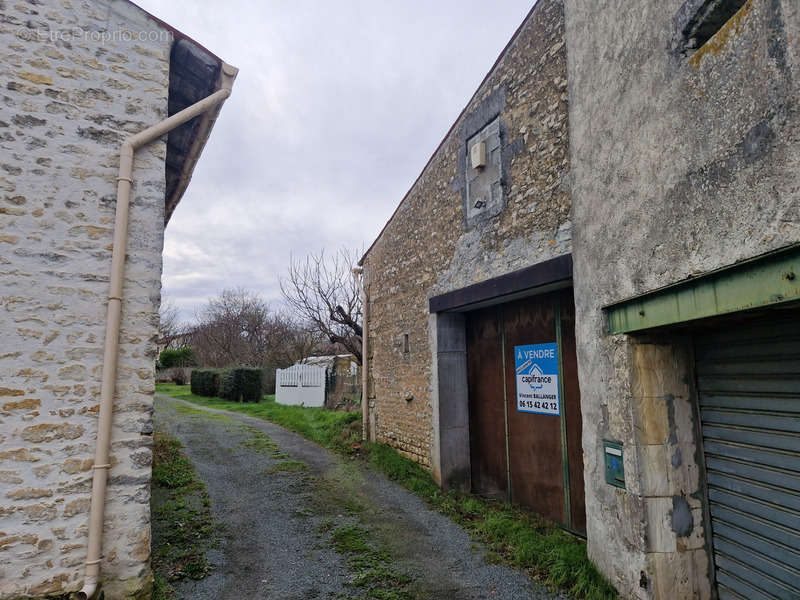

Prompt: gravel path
[{"left": 154, "top": 394, "right": 565, "bottom": 600}]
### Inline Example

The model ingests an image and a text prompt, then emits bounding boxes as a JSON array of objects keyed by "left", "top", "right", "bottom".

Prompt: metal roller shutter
[{"left": 695, "top": 316, "right": 800, "bottom": 600}]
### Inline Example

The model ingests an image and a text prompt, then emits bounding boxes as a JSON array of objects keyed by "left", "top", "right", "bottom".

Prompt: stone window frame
[{"left": 454, "top": 86, "right": 522, "bottom": 231}]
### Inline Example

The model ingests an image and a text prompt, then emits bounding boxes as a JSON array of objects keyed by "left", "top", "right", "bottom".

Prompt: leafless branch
[{"left": 280, "top": 247, "right": 363, "bottom": 364}]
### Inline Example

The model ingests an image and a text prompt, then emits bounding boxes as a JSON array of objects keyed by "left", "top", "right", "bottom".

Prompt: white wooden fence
[{"left": 275, "top": 364, "right": 326, "bottom": 407}]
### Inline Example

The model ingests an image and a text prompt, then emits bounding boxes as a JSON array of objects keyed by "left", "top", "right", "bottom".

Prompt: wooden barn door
[
  {"left": 466, "top": 288, "right": 585, "bottom": 533},
  {"left": 466, "top": 306, "right": 507, "bottom": 499}
]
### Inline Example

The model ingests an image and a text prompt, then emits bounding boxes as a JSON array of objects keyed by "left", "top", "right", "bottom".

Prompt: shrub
[
  {"left": 158, "top": 347, "right": 195, "bottom": 369},
  {"left": 206, "top": 370, "right": 221, "bottom": 397},
  {"left": 216, "top": 367, "right": 264, "bottom": 402},
  {"left": 238, "top": 368, "right": 263, "bottom": 402},
  {"left": 189, "top": 370, "right": 201, "bottom": 395},
  {"left": 190, "top": 369, "right": 220, "bottom": 397},
  {"left": 219, "top": 369, "right": 238, "bottom": 402},
  {"left": 171, "top": 367, "right": 187, "bottom": 386},
  {"left": 189, "top": 367, "right": 262, "bottom": 401}
]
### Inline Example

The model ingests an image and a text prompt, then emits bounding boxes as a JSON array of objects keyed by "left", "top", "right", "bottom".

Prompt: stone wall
[
  {"left": 564, "top": 0, "right": 799, "bottom": 596},
  {"left": 325, "top": 357, "right": 360, "bottom": 410},
  {"left": 362, "top": 0, "right": 570, "bottom": 468},
  {"left": 0, "top": 1, "right": 172, "bottom": 597}
]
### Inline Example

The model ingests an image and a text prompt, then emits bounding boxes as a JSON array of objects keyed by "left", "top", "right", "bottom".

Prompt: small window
[
  {"left": 680, "top": 0, "right": 749, "bottom": 53},
  {"left": 403, "top": 333, "right": 410, "bottom": 354}
]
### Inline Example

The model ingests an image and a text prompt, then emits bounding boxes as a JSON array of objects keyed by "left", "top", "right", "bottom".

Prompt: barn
[{"left": 359, "top": 0, "right": 800, "bottom": 597}]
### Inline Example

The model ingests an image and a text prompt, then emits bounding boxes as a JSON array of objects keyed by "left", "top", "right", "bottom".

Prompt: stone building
[
  {"left": 361, "top": 0, "right": 799, "bottom": 598},
  {"left": 360, "top": 0, "right": 583, "bottom": 531},
  {"left": 566, "top": 0, "right": 799, "bottom": 598},
  {"left": 0, "top": 1, "right": 234, "bottom": 597}
]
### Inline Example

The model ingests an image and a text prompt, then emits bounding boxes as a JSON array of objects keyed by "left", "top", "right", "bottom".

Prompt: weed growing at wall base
[
  {"left": 365, "top": 443, "right": 618, "bottom": 600},
  {"left": 151, "top": 429, "right": 217, "bottom": 599}
]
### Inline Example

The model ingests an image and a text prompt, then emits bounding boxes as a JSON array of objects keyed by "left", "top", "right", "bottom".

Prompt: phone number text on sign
[{"left": 514, "top": 342, "right": 560, "bottom": 415}]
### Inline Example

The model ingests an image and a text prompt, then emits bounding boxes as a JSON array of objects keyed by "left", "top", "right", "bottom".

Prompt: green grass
[
  {"left": 152, "top": 573, "right": 176, "bottom": 600},
  {"left": 366, "top": 442, "right": 617, "bottom": 599},
  {"left": 332, "top": 525, "right": 411, "bottom": 600},
  {"left": 265, "top": 459, "right": 309, "bottom": 474},
  {"left": 156, "top": 383, "right": 616, "bottom": 599},
  {"left": 150, "top": 429, "right": 217, "bottom": 596},
  {"left": 156, "top": 383, "right": 362, "bottom": 454},
  {"left": 238, "top": 425, "right": 287, "bottom": 458}
]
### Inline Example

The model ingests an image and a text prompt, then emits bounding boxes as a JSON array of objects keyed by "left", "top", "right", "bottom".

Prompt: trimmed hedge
[
  {"left": 190, "top": 369, "right": 220, "bottom": 397},
  {"left": 238, "top": 368, "right": 263, "bottom": 402},
  {"left": 219, "top": 369, "right": 236, "bottom": 402},
  {"left": 190, "top": 367, "right": 263, "bottom": 402}
]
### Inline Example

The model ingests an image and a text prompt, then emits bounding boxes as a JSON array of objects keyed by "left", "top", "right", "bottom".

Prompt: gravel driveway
[{"left": 154, "top": 394, "right": 565, "bottom": 600}]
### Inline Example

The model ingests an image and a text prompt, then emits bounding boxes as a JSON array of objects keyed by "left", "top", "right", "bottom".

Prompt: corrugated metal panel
[{"left": 696, "top": 316, "right": 800, "bottom": 599}]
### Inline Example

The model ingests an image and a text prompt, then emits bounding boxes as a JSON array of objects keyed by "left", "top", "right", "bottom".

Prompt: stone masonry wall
[
  {"left": 0, "top": 1, "right": 172, "bottom": 597},
  {"left": 565, "top": 0, "right": 799, "bottom": 597},
  {"left": 362, "top": 0, "right": 570, "bottom": 468}
]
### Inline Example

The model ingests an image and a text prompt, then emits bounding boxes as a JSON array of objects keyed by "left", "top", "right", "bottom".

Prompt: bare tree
[
  {"left": 158, "top": 298, "right": 185, "bottom": 346},
  {"left": 273, "top": 320, "right": 323, "bottom": 366},
  {"left": 190, "top": 288, "right": 270, "bottom": 367},
  {"left": 280, "top": 247, "right": 363, "bottom": 364},
  {"left": 189, "top": 288, "right": 320, "bottom": 369}
]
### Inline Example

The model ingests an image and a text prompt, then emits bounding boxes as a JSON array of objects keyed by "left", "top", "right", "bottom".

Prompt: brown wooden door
[
  {"left": 465, "top": 289, "right": 586, "bottom": 533},
  {"left": 466, "top": 307, "right": 507, "bottom": 499},
  {"left": 503, "top": 296, "right": 566, "bottom": 524}
]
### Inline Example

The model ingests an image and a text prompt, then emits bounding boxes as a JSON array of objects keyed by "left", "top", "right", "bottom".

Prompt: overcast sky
[{"left": 135, "top": 0, "right": 536, "bottom": 323}]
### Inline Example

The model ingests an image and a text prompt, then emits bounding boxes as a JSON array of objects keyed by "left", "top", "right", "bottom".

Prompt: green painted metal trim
[
  {"left": 555, "top": 301, "right": 572, "bottom": 530},
  {"left": 605, "top": 244, "right": 800, "bottom": 334}
]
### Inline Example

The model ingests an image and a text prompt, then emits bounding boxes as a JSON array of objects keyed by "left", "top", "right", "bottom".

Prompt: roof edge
[
  {"left": 165, "top": 61, "right": 238, "bottom": 223},
  {"left": 128, "top": 0, "right": 225, "bottom": 64},
  {"left": 126, "top": 2, "right": 237, "bottom": 224}
]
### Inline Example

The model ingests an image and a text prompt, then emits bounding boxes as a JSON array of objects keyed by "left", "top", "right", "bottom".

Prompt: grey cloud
[{"left": 136, "top": 0, "right": 536, "bottom": 322}]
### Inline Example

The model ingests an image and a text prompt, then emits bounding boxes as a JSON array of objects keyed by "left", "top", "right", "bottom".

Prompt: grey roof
[
  {"left": 128, "top": 1, "right": 231, "bottom": 224},
  {"left": 164, "top": 39, "right": 224, "bottom": 223}
]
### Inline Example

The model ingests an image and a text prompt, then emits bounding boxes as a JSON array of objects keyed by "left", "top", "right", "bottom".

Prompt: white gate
[{"left": 275, "top": 364, "right": 326, "bottom": 407}]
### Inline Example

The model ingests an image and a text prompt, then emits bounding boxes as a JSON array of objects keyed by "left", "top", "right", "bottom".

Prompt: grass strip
[
  {"left": 157, "top": 383, "right": 361, "bottom": 454},
  {"left": 364, "top": 442, "right": 617, "bottom": 599},
  {"left": 156, "top": 383, "right": 616, "bottom": 599},
  {"left": 332, "top": 525, "right": 411, "bottom": 600},
  {"left": 151, "top": 428, "right": 217, "bottom": 600}
]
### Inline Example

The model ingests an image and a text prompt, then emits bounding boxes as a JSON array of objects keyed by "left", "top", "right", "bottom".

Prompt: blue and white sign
[{"left": 514, "top": 343, "right": 560, "bottom": 415}]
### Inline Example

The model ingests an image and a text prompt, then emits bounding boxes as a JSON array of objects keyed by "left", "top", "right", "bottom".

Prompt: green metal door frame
[
  {"left": 605, "top": 244, "right": 800, "bottom": 334},
  {"left": 555, "top": 300, "right": 572, "bottom": 530}
]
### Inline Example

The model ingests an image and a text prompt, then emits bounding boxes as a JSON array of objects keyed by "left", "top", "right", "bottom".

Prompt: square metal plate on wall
[{"left": 604, "top": 441, "right": 625, "bottom": 489}]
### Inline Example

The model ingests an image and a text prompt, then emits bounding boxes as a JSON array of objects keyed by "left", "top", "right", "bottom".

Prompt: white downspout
[
  {"left": 77, "top": 62, "right": 238, "bottom": 600},
  {"left": 352, "top": 266, "right": 369, "bottom": 442}
]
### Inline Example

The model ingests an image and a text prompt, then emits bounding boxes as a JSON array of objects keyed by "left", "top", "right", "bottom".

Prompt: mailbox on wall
[{"left": 604, "top": 441, "right": 625, "bottom": 489}]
